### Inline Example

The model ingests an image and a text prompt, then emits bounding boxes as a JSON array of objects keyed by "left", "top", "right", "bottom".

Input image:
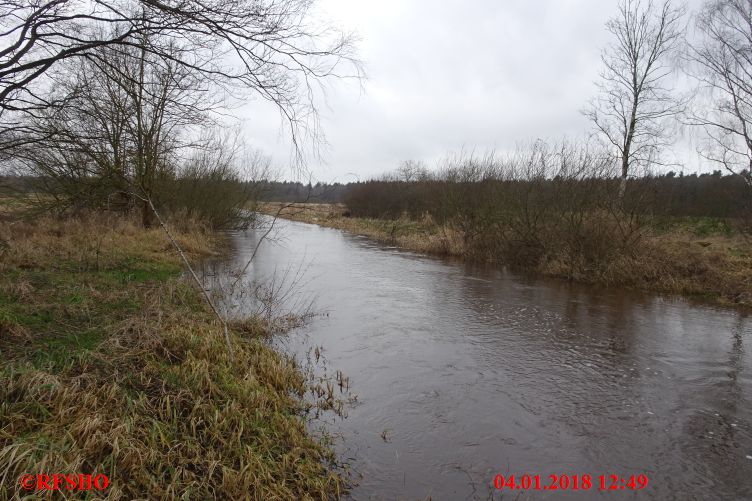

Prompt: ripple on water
[{"left": 214, "top": 218, "right": 752, "bottom": 500}]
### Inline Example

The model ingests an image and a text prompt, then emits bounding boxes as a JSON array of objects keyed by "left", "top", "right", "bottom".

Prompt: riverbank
[
  {"left": 260, "top": 202, "right": 752, "bottom": 308},
  {"left": 0, "top": 213, "right": 342, "bottom": 499}
]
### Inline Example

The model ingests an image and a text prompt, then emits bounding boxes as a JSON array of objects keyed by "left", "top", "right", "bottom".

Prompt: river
[{"left": 204, "top": 217, "right": 752, "bottom": 500}]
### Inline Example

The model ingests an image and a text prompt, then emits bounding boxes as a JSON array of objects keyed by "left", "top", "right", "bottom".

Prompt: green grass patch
[
  {"left": 98, "top": 261, "right": 181, "bottom": 284},
  {"left": 651, "top": 215, "right": 736, "bottom": 236}
]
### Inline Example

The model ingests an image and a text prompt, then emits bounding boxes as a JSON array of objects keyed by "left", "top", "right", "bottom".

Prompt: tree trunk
[
  {"left": 141, "top": 198, "right": 153, "bottom": 228},
  {"left": 619, "top": 94, "right": 637, "bottom": 201},
  {"left": 618, "top": 174, "right": 627, "bottom": 200}
]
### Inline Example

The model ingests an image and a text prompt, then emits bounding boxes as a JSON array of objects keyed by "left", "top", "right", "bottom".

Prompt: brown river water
[{"left": 203, "top": 217, "right": 752, "bottom": 500}]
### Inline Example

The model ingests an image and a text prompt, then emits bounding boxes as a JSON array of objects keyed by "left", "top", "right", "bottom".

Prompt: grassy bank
[
  {"left": 261, "top": 203, "right": 464, "bottom": 255},
  {"left": 261, "top": 203, "right": 752, "bottom": 308},
  {"left": 0, "top": 213, "right": 342, "bottom": 499}
]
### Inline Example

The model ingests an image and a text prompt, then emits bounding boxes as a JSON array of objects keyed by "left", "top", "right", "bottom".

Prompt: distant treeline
[
  {"left": 6, "top": 168, "right": 749, "bottom": 220},
  {"left": 344, "top": 169, "right": 751, "bottom": 221},
  {"left": 252, "top": 180, "right": 351, "bottom": 203},
  {"left": 254, "top": 165, "right": 752, "bottom": 220}
]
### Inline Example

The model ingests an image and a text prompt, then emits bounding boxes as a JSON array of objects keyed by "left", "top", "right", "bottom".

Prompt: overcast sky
[{"left": 238, "top": 0, "right": 705, "bottom": 183}]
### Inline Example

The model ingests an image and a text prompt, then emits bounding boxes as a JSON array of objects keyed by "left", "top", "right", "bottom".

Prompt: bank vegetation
[
  {"left": 263, "top": 142, "right": 752, "bottom": 307},
  {"left": 0, "top": 211, "right": 344, "bottom": 499}
]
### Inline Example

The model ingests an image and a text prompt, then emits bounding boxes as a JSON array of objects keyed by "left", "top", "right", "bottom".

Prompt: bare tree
[
  {"left": 170, "top": 128, "right": 276, "bottom": 230},
  {"left": 584, "top": 0, "right": 686, "bottom": 198},
  {"left": 11, "top": 34, "right": 211, "bottom": 219},
  {"left": 689, "top": 0, "right": 752, "bottom": 184},
  {"left": 114, "top": 36, "right": 210, "bottom": 226},
  {"left": 0, "top": 0, "right": 360, "bottom": 153}
]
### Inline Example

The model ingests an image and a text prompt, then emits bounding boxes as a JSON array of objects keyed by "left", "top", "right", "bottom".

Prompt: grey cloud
[{"left": 239, "top": 0, "right": 704, "bottom": 182}]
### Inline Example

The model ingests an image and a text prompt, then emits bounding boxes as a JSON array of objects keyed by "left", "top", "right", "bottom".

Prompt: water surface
[{"left": 208, "top": 218, "right": 752, "bottom": 500}]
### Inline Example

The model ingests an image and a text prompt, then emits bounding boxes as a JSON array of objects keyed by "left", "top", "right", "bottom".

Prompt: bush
[
  {"left": 162, "top": 156, "right": 256, "bottom": 230},
  {"left": 344, "top": 141, "right": 649, "bottom": 273}
]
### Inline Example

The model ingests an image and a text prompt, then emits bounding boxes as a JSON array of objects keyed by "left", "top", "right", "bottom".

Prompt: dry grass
[
  {"left": 605, "top": 233, "right": 751, "bottom": 304},
  {"left": 0, "top": 212, "right": 343, "bottom": 500},
  {"left": 261, "top": 203, "right": 752, "bottom": 307},
  {"left": 259, "top": 203, "right": 465, "bottom": 257}
]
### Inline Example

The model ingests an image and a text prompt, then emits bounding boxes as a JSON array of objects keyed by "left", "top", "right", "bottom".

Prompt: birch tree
[{"left": 584, "top": 0, "right": 686, "bottom": 198}]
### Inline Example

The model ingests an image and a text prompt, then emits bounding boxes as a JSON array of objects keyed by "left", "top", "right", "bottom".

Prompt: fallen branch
[{"left": 135, "top": 193, "right": 234, "bottom": 360}]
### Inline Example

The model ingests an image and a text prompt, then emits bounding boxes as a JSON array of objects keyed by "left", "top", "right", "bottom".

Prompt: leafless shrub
[
  {"left": 164, "top": 129, "right": 276, "bottom": 230},
  {"left": 344, "top": 139, "right": 652, "bottom": 274}
]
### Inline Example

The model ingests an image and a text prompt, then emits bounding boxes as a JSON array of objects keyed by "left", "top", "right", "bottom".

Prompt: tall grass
[{"left": 0, "top": 213, "right": 343, "bottom": 499}]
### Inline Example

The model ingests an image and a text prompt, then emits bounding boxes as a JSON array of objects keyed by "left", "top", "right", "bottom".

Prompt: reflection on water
[{"left": 207, "top": 218, "right": 752, "bottom": 500}]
